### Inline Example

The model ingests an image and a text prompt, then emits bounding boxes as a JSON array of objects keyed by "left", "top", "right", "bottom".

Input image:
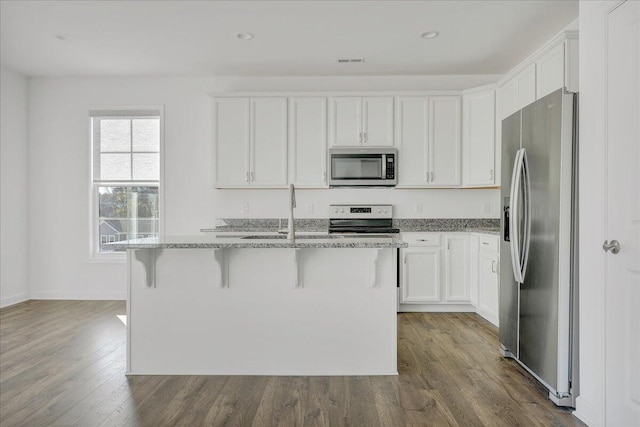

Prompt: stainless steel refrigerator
[{"left": 499, "top": 88, "right": 578, "bottom": 407}]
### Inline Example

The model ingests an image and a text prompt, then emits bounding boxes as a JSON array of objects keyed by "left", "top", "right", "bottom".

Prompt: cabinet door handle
[
  {"left": 492, "top": 260, "right": 496, "bottom": 273},
  {"left": 430, "top": 172, "right": 434, "bottom": 182},
  {"left": 323, "top": 171, "right": 327, "bottom": 182},
  {"left": 250, "top": 171, "right": 255, "bottom": 182},
  {"left": 245, "top": 171, "right": 250, "bottom": 183},
  {"left": 426, "top": 171, "right": 430, "bottom": 182},
  {"left": 364, "top": 132, "right": 368, "bottom": 143},
  {"left": 359, "top": 132, "right": 363, "bottom": 144},
  {"left": 489, "top": 169, "right": 494, "bottom": 181}
]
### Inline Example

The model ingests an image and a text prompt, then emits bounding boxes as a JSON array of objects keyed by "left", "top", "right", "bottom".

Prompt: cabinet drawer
[
  {"left": 479, "top": 234, "right": 499, "bottom": 253},
  {"left": 403, "top": 233, "right": 441, "bottom": 247}
]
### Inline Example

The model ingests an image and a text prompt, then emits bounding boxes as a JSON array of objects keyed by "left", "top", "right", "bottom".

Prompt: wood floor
[{"left": 0, "top": 300, "right": 585, "bottom": 427}]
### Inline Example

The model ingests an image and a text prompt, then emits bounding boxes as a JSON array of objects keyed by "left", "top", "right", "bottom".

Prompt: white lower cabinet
[
  {"left": 399, "top": 233, "right": 471, "bottom": 309},
  {"left": 444, "top": 235, "right": 471, "bottom": 302},
  {"left": 477, "top": 251, "right": 499, "bottom": 326},
  {"left": 400, "top": 232, "right": 500, "bottom": 325},
  {"left": 475, "top": 234, "right": 500, "bottom": 326},
  {"left": 401, "top": 248, "right": 441, "bottom": 303}
]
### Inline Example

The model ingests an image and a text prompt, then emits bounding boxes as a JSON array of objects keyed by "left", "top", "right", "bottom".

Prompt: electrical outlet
[
  {"left": 306, "top": 203, "right": 314, "bottom": 215},
  {"left": 482, "top": 202, "right": 491, "bottom": 214},
  {"left": 415, "top": 203, "right": 423, "bottom": 214},
  {"left": 241, "top": 203, "right": 249, "bottom": 214}
]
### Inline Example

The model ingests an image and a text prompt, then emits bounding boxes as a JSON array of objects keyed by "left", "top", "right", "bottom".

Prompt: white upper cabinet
[
  {"left": 429, "top": 96, "right": 461, "bottom": 186},
  {"left": 289, "top": 97, "right": 328, "bottom": 187},
  {"left": 498, "top": 34, "right": 578, "bottom": 120},
  {"left": 498, "top": 64, "right": 536, "bottom": 119},
  {"left": 330, "top": 96, "right": 394, "bottom": 146},
  {"left": 331, "top": 97, "right": 362, "bottom": 146},
  {"left": 397, "top": 97, "right": 428, "bottom": 186},
  {"left": 536, "top": 42, "right": 565, "bottom": 99},
  {"left": 213, "top": 97, "right": 287, "bottom": 188},
  {"left": 214, "top": 98, "right": 251, "bottom": 187},
  {"left": 516, "top": 63, "right": 537, "bottom": 111},
  {"left": 397, "top": 96, "right": 461, "bottom": 187},
  {"left": 362, "top": 97, "right": 394, "bottom": 146},
  {"left": 463, "top": 90, "right": 496, "bottom": 186},
  {"left": 251, "top": 98, "right": 288, "bottom": 187}
]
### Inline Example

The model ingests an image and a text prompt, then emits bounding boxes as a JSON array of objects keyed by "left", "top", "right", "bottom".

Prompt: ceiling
[{"left": 0, "top": 0, "right": 578, "bottom": 78}]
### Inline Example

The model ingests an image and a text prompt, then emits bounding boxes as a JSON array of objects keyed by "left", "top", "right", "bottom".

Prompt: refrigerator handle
[
  {"left": 520, "top": 149, "right": 532, "bottom": 281},
  {"left": 509, "top": 149, "right": 524, "bottom": 283},
  {"left": 503, "top": 206, "right": 510, "bottom": 242}
]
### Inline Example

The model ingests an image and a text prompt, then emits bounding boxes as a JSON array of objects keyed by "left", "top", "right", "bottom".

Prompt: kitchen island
[{"left": 110, "top": 234, "right": 407, "bottom": 376}]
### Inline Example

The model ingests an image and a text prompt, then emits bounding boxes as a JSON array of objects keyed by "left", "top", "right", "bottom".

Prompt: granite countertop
[
  {"left": 203, "top": 218, "right": 501, "bottom": 236},
  {"left": 106, "top": 234, "right": 408, "bottom": 250}
]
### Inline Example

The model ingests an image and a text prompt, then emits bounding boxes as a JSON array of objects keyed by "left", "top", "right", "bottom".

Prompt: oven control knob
[
  {"left": 377, "top": 209, "right": 381, "bottom": 213},
  {"left": 383, "top": 209, "right": 388, "bottom": 213},
  {"left": 340, "top": 209, "right": 345, "bottom": 213}
]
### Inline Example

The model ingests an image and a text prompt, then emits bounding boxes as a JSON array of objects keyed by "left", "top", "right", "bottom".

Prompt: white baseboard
[
  {"left": 476, "top": 307, "right": 499, "bottom": 327},
  {"left": 397, "top": 304, "right": 476, "bottom": 313},
  {"left": 29, "top": 291, "right": 126, "bottom": 301},
  {"left": 0, "top": 292, "right": 29, "bottom": 308},
  {"left": 574, "top": 396, "right": 602, "bottom": 427}
]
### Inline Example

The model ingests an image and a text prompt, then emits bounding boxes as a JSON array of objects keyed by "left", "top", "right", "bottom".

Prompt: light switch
[
  {"left": 415, "top": 203, "right": 423, "bottom": 214},
  {"left": 482, "top": 202, "right": 491, "bottom": 214},
  {"left": 241, "top": 203, "right": 249, "bottom": 214}
]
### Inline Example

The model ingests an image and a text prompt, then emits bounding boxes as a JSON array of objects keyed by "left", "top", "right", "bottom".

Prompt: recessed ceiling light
[
  {"left": 420, "top": 31, "right": 439, "bottom": 39},
  {"left": 237, "top": 32, "right": 254, "bottom": 40},
  {"left": 54, "top": 33, "right": 72, "bottom": 41}
]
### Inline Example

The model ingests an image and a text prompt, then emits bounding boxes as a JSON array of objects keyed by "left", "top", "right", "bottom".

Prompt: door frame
[{"left": 575, "top": 1, "right": 630, "bottom": 426}]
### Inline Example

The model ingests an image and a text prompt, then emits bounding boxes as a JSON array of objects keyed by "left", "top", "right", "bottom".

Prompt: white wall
[
  {"left": 27, "top": 74, "right": 500, "bottom": 300},
  {"left": 0, "top": 66, "right": 30, "bottom": 307},
  {"left": 574, "top": 1, "right": 609, "bottom": 426}
]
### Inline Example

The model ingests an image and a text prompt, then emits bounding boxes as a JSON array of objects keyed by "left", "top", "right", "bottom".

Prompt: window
[{"left": 90, "top": 109, "right": 162, "bottom": 256}]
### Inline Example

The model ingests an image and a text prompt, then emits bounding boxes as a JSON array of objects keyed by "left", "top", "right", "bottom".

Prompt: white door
[
  {"left": 363, "top": 97, "right": 394, "bottom": 146},
  {"left": 331, "top": 97, "right": 362, "bottom": 146},
  {"left": 250, "top": 98, "right": 288, "bottom": 187},
  {"left": 605, "top": 1, "right": 640, "bottom": 425},
  {"left": 214, "top": 98, "right": 250, "bottom": 187},
  {"left": 444, "top": 235, "right": 470, "bottom": 301},
  {"left": 396, "top": 97, "right": 428, "bottom": 186},
  {"left": 429, "top": 96, "right": 461, "bottom": 186},
  {"left": 478, "top": 251, "right": 499, "bottom": 326},
  {"left": 289, "top": 97, "right": 327, "bottom": 187},
  {"left": 463, "top": 90, "right": 496, "bottom": 186},
  {"left": 401, "top": 248, "right": 441, "bottom": 303}
]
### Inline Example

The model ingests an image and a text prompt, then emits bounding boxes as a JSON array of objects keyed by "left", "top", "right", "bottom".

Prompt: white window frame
[{"left": 89, "top": 106, "right": 165, "bottom": 262}]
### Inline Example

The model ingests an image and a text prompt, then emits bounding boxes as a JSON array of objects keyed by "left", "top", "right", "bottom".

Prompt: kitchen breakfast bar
[{"left": 109, "top": 234, "right": 407, "bottom": 376}]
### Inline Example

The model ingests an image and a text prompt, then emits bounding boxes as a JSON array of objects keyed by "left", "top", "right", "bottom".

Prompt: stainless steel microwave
[{"left": 329, "top": 147, "right": 397, "bottom": 187}]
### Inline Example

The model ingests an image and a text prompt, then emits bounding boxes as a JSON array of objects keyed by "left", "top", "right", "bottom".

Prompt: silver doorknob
[{"left": 602, "top": 240, "right": 620, "bottom": 254}]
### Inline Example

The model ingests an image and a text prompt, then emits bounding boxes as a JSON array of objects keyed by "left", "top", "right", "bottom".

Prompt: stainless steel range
[{"left": 328, "top": 204, "right": 399, "bottom": 235}]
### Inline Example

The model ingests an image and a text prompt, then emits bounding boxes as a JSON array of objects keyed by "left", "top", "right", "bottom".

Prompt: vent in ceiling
[{"left": 336, "top": 57, "right": 365, "bottom": 64}]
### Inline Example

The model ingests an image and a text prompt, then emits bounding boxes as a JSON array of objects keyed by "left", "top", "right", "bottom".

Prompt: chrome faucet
[{"left": 288, "top": 184, "right": 296, "bottom": 241}]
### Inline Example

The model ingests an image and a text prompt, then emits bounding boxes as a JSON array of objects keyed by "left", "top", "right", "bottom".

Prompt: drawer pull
[
  {"left": 417, "top": 239, "right": 429, "bottom": 242},
  {"left": 482, "top": 242, "right": 490, "bottom": 245}
]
